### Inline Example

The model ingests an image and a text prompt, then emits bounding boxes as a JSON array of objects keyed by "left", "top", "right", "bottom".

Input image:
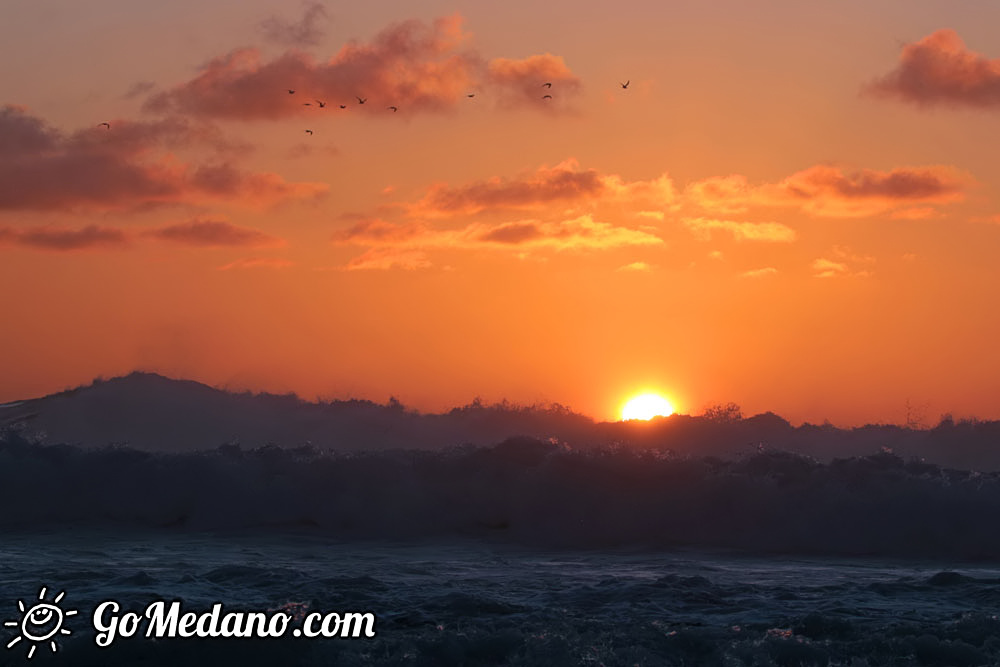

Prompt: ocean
[{"left": 2, "top": 530, "right": 999, "bottom": 666}]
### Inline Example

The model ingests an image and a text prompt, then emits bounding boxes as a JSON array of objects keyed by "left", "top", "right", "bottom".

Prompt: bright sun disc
[{"left": 621, "top": 394, "right": 675, "bottom": 421}]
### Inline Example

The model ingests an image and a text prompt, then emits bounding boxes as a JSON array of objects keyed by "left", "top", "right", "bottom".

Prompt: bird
[
  {"left": 542, "top": 82, "right": 552, "bottom": 88},
  {"left": 620, "top": 80, "right": 630, "bottom": 89},
  {"left": 304, "top": 129, "right": 313, "bottom": 135},
  {"left": 288, "top": 89, "right": 295, "bottom": 94},
  {"left": 98, "top": 122, "right": 111, "bottom": 129},
  {"left": 542, "top": 94, "right": 552, "bottom": 100},
  {"left": 316, "top": 100, "right": 326, "bottom": 108},
  {"left": 303, "top": 102, "right": 312, "bottom": 106},
  {"left": 339, "top": 105, "right": 347, "bottom": 109},
  {"left": 388, "top": 106, "right": 398, "bottom": 112},
  {"left": 356, "top": 96, "right": 367, "bottom": 104},
  {"left": 467, "top": 93, "right": 475, "bottom": 98}
]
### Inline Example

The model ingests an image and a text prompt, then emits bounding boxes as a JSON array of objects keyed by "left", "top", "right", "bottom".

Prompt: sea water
[{"left": 3, "top": 529, "right": 999, "bottom": 666}]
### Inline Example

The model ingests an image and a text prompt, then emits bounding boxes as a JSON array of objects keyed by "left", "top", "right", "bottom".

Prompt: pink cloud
[
  {"left": 0, "top": 106, "right": 326, "bottom": 211},
  {"left": 486, "top": 53, "right": 582, "bottom": 110},
  {"left": 866, "top": 30, "right": 1000, "bottom": 108},
  {"left": 145, "top": 15, "right": 581, "bottom": 120}
]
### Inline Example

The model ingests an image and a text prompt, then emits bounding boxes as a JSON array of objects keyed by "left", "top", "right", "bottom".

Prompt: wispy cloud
[
  {"left": 409, "top": 159, "right": 676, "bottom": 217},
  {"left": 866, "top": 30, "right": 1000, "bottom": 109},
  {"left": 218, "top": 257, "right": 295, "bottom": 270},
  {"left": 686, "top": 164, "right": 968, "bottom": 218},
  {"left": 741, "top": 267, "right": 778, "bottom": 279},
  {"left": 258, "top": 1, "right": 329, "bottom": 47},
  {"left": 683, "top": 217, "right": 796, "bottom": 242},
  {"left": 617, "top": 261, "right": 653, "bottom": 272},
  {"left": 343, "top": 247, "right": 432, "bottom": 271},
  {"left": 334, "top": 215, "right": 662, "bottom": 269},
  {"left": 0, "top": 225, "right": 128, "bottom": 251},
  {"left": 149, "top": 219, "right": 284, "bottom": 248}
]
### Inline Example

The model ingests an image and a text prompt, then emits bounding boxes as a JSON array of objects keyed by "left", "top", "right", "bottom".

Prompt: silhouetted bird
[
  {"left": 356, "top": 97, "right": 366, "bottom": 104},
  {"left": 316, "top": 100, "right": 326, "bottom": 108},
  {"left": 339, "top": 104, "right": 347, "bottom": 109},
  {"left": 288, "top": 89, "right": 295, "bottom": 94},
  {"left": 304, "top": 130, "right": 313, "bottom": 135},
  {"left": 542, "top": 94, "right": 552, "bottom": 100},
  {"left": 303, "top": 102, "right": 312, "bottom": 106},
  {"left": 98, "top": 122, "right": 110, "bottom": 129},
  {"left": 542, "top": 82, "right": 552, "bottom": 88},
  {"left": 620, "top": 80, "right": 630, "bottom": 89},
  {"left": 467, "top": 93, "right": 475, "bottom": 98},
  {"left": 388, "top": 106, "right": 398, "bottom": 112}
]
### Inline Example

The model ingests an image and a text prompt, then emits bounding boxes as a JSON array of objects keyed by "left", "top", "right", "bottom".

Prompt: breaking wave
[{"left": 3, "top": 430, "right": 1000, "bottom": 558}]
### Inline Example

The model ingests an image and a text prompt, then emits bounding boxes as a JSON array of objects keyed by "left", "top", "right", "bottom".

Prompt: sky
[{"left": 2, "top": 0, "right": 999, "bottom": 425}]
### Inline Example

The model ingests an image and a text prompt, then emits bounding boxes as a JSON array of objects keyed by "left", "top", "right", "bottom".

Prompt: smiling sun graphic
[{"left": 4, "top": 587, "right": 77, "bottom": 659}]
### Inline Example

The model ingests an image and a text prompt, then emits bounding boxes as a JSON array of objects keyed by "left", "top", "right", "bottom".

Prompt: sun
[{"left": 621, "top": 393, "right": 675, "bottom": 421}]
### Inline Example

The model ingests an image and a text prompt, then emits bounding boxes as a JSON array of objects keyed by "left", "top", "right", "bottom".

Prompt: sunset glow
[
  {"left": 2, "top": 2, "right": 1000, "bottom": 426},
  {"left": 621, "top": 394, "right": 675, "bottom": 421}
]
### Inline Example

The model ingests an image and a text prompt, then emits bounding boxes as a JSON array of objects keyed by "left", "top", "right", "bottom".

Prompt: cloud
[
  {"left": 617, "top": 261, "right": 653, "bottom": 272},
  {"left": 343, "top": 247, "right": 431, "bottom": 271},
  {"left": 149, "top": 219, "right": 284, "bottom": 247},
  {"left": 410, "top": 160, "right": 676, "bottom": 217},
  {"left": 123, "top": 80, "right": 157, "bottom": 100},
  {"left": 866, "top": 30, "right": 1000, "bottom": 109},
  {"left": 686, "top": 164, "right": 968, "bottom": 218},
  {"left": 472, "top": 216, "right": 663, "bottom": 250},
  {"left": 683, "top": 217, "right": 796, "bottom": 242},
  {"left": 0, "top": 106, "right": 326, "bottom": 211},
  {"left": 334, "top": 215, "right": 662, "bottom": 269},
  {"left": 812, "top": 258, "right": 849, "bottom": 278},
  {"left": 811, "top": 256, "right": 872, "bottom": 279},
  {"left": 486, "top": 53, "right": 582, "bottom": 110},
  {"left": 0, "top": 225, "right": 128, "bottom": 251},
  {"left": 741, "top": 267, "right": 778, "bottom": 279},
  {"left": 218, "top": 257, "right": 294, "bottom": 270},
  {"left": 258, "top": 1, "right": 329, "bottom": 47},
  {"left": 145, "top": 15, "right": 581, "bottom": 120}
]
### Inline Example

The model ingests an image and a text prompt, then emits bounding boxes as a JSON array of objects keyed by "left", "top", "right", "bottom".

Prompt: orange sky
[{"left": 3, "top": 1, "right": 1000, "bottom": 425}]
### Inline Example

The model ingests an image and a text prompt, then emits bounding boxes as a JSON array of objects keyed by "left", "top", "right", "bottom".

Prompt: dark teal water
[{"left": 3, "top": 530, "right": 1000, "bottom": 665}]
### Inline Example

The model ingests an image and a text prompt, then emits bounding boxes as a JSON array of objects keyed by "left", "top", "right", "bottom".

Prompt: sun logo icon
[{"left": 4, "top": 587, "right": 77, "bottom": 659}]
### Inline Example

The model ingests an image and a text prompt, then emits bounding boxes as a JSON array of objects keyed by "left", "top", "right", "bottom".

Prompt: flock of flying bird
[{"left": 96, "top": 80, "right": 630, "bottom": 135}]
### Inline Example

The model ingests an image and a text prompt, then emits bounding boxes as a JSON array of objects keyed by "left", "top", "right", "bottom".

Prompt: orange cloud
[
  {"left": 683, "top": 217, "right": 796, "bottom": 243},
  {"left": 687, "top": 164, "right": 968, "bottom": 218},
  {"left": 150, "top": 219, "right": 284, "bottom": 247},
  {"left": 617, "top": 261, "right": 653, "bottom": 272},
  {"left": 866, "top": 30, "right": 1000, "bottom": 108},
  {"left": 0, "top": 225, "right": 128, "bottom": 251},
  {"left": 0, "top": 106, "right": 326, "bottom": 211},
  {"left": 334, "top": 215, "right": 662, "bottom": 268},
  {"left": 811, "top": 256, "right": 872, "bottom": 279},
  {"left": 145, "top": 15, "right": 582, "bottom": 120},
  {"left": 741, "top": 267, "right": 778, "bottom": 279},
  {"left": 410, "top": 160, "right": 676, "bottom": 217}
]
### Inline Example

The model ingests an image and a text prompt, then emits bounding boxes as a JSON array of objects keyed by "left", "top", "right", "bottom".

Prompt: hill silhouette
[{"left": 2, "top": 372, "right": 1000, "bottom": 469}]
